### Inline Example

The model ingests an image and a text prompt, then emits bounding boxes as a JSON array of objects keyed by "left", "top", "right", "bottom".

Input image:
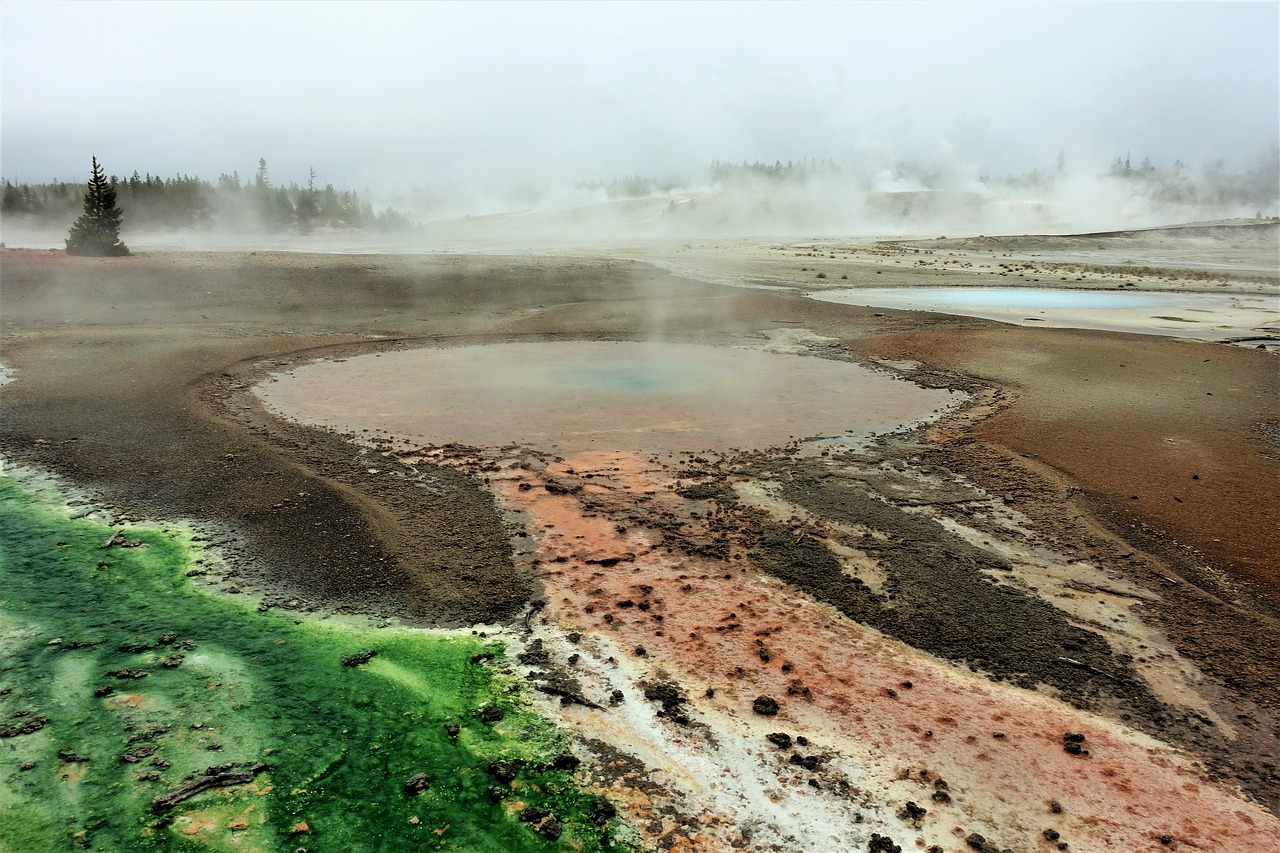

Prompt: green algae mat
[{"left": 0, "top": 472, "right": 629, "bottom": 851}]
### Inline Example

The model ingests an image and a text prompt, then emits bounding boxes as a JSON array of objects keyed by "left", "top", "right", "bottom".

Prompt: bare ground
[{"left": 2, "top": 233, "right": 1277, "bottom": 849}]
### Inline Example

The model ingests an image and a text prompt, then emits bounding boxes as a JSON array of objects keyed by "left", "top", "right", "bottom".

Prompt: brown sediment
[{"left": 846, "top": 326, "right": 1280, "bottom": 601}]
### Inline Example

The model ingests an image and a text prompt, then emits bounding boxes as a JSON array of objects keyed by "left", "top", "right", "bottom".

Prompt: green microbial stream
[{"left": 0, "top": 474, "right": 628, "bottom": 852}]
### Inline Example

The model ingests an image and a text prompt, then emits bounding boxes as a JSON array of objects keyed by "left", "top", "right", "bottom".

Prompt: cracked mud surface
[{"left": 2, "top": 238, "right": 1277, "bottom": 850}]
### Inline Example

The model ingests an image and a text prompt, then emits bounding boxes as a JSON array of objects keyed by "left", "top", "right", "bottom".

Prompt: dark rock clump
[
  {"left": 488, "top": 759, "right": 521, "bottom": 783},
  {"left": 403, "top": 772, "right": 430, "bottom": 796},
  {"left": 517, "top": 640, "right": 550, "bottom": 666},
  {"left": 753, "top": 695, "right": 780, "bottom": 716},
  {"left": 642, "top": 681, "right": 687, "bottom": 716},
  {"left": 341, "top": 650, "right": 377, "bottom": 667},
  {"left": 898, "top": 801, "right": 927, "bottom": 823},
  {"left": 1, "top": 716, "right": 50, "bottom": 738},
  {"left": 589, "top": 796, "right": 617, "bottom": 825},
  {"left": 868, "top": 833, "right": 902, "bottom": 853}
]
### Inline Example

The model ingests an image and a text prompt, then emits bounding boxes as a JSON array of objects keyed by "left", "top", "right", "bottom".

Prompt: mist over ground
[{"left": 2, "top": 1, "right": 1277, "bottom": 242}]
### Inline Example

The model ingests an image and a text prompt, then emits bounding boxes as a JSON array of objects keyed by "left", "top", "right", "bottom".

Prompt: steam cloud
[{"left": 2, "top": 2, "right": 1276, "bottom": 243}]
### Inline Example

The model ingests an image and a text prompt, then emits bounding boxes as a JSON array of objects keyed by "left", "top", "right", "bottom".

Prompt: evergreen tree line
[
  {"left": 2, "top": 158, "right": 418, "bottom": 233},
  {"left": 708, "top": 158, "right": 842, "bottom": 185},
  {"left": 1101, "top": 146, "right": 1280, "bottom": 209},
  {"left": 589, "top": 150, "right": 1278, "bottom": 209}
]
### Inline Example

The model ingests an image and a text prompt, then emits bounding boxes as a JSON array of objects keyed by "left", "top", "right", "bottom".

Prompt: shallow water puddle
[
  {"left": 811, "top": 286, "right": 1279, "bottom": 340},
  {"left": 256, "top": 341, "right": 960, "bottom": 455}
]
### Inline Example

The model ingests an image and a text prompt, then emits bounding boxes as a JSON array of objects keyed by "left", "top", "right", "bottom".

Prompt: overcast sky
[{"left": 2, "top": 1, "right": 1277, "bottom": 195}]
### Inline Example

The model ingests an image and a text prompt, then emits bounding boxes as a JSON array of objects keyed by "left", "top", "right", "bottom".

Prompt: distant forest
[
  {"left": 1, "top": 158, "right": 418, "bottom": 234},
  {"left": 579, "top": 149, "right": 1279, "bottom": 210},
  {"left": 1093, "top": 150, "right": 1279, "bottom": 209},
  {"left": 5, "top": 149, "right": 1276, "bottom": 233}
]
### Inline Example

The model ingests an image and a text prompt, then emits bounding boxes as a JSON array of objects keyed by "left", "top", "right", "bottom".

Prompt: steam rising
[{"left": 2, "top": 2, "right": 1276, "bottom": 241}]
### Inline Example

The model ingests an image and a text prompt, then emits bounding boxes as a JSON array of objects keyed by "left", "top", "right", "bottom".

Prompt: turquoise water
[{"left": 816, "top": 286, "right": 1166, "bottom": 311}]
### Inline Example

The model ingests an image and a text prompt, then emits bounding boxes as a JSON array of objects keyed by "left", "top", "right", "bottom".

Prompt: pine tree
[{"left": 66, "top": 155, "right": 129, "bottom": 256}]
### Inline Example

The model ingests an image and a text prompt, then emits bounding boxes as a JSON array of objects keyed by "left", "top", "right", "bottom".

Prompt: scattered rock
[
  {"left": 868, "top": 833, "right": 902, "bottom": 853},
  {"left": 403, "top": 772, "right": 430, "bottom": 796},
  {"left": 518, "top": 806, "right": 547, "bottom": 823},
  {"left": 0, "top": 715, "right": 49, "bottom": 738},
  {"left": 1062, "top": 732, "right": 1088, "bottom": 756},
  {"left": 551, "top": 753, "right": 580, "bottom": 771},
  {"left": 109, "top": 668, "right": 148, "bottom": 679},
  {"left": 479, "top": 705, "right": 505, "bottom": 723},
  {"left": 121, "top": 744, "right": 157, "bottom": 763},
  {"left": 642, "top": 681, "right": 687, "bottom": 717},
  {"left": 589, "top": 795, "right": 617, "bottom": 825},
  {"left": 766, "top": 732, "right": 793, "bottom": 749},
  {"left": 488, "top": 759, "right": 520, "bottom": 783},
  {"left": 517, "top": 640, "right": 550, "bottom": 666},
  {"left": 151, "top": 763, "right": 267, "bottom": 812},
  {"left": 341, "top": 650, "right": 377, "bottom": 667},
  {"left": 540, "top": 815, "right": 562, "bottom": 840},
  {"left": 444, "top": 722, "right": 460, "bottom": 741},
  {"left": 898, "top": 801, "right": 927, "bottom": 824},
  {"left": 753, "top": 695, "right": 780, "bottom": 716}
]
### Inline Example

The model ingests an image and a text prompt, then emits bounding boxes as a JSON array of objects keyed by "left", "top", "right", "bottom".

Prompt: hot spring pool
[{"left": 255, "top": 341, "right": 961, "bottom": 454}]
